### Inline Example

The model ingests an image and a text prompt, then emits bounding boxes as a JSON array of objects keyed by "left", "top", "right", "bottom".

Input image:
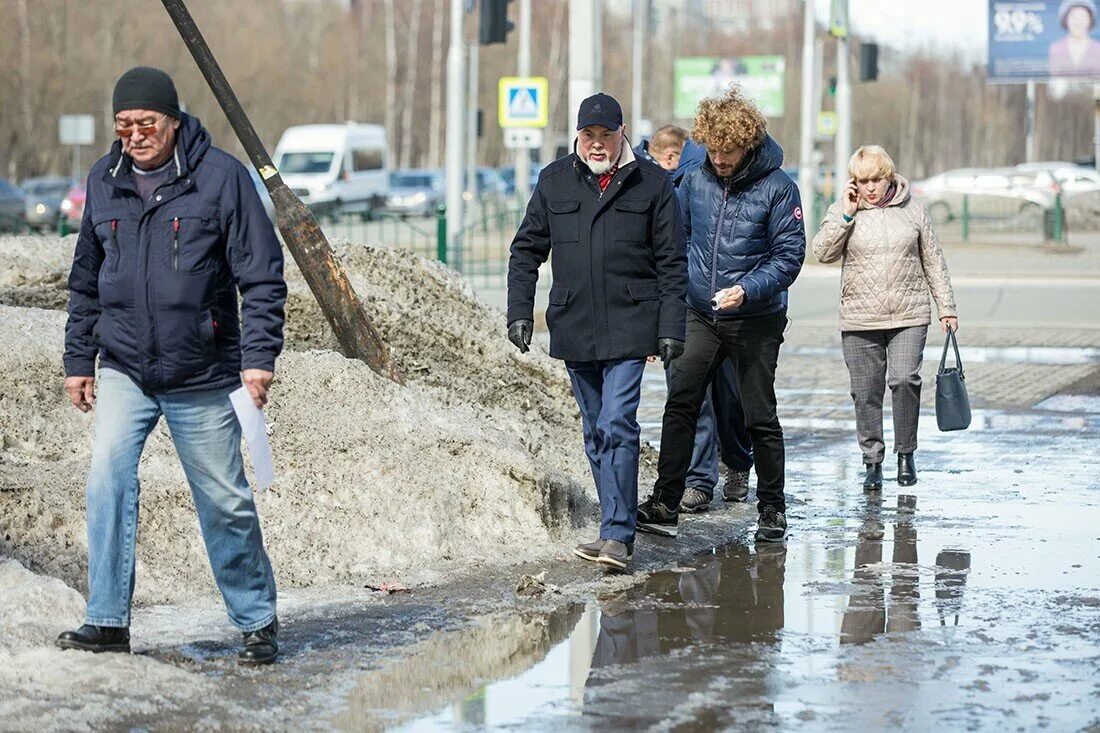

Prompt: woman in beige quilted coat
[{"left": 812, "top": 146, "right": 958, "bottom": 492}]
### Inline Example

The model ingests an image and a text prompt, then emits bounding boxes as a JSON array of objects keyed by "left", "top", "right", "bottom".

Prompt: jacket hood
[
  {"left": 672, "top": 139, "right": 708, "bottom": 186},
  {"left": 703, "top": 134, "right": 784, "bottom": 187},
  {"left": 105, "top": 113, "right": 212, "bottom": 180}
]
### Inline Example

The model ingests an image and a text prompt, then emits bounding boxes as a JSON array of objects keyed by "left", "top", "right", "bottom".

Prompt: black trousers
[{"left": 655, "top": 309, "right": 787, "bottom": 513}]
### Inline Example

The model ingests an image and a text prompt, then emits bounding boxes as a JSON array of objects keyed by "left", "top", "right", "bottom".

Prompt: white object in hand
[
  {"left": 711, "top": 288, "right": 733, "bottom": 310},
  {"left": 229, "top": 386, "right": 275, "bottom": 492}
]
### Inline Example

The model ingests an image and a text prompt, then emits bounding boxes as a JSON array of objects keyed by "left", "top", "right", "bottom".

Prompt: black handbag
[{"left": 935, "top": 327, "right": 971, "bottom": 431}]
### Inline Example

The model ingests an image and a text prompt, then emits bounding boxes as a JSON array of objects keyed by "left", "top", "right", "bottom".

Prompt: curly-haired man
[{"left": 637, "top": 87, "right": 805, "bottom": 543}]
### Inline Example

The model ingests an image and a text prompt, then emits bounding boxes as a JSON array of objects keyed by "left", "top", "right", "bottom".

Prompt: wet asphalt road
[
  {"left": 104, "top": 364, "right": 1100, "bottom": 732},
  {"left": 392, "top": 398, "right": 1100, "bottom": 732}
]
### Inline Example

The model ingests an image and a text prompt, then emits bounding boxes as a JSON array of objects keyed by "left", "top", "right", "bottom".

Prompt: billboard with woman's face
[{"left": 989, "top": 0, "right": 1100, "bottom": 81}]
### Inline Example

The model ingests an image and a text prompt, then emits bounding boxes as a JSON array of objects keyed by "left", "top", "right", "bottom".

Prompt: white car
[
  {"left": 911, "top": 168, "right": 1057, "bottom": 222},
  {"left": 274, "top": 123, "right": 389, "bottom": 219}
]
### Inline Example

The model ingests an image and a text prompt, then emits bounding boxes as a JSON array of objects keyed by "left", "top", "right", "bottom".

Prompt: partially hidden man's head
[
  {"left": 576, "top": 93, "right": 625, "bottom": 175},
  {"left": 692, "top": 86, "right": 767, "bottom": 179},
  {"left": 648, "top": 125, "right": 689, "bottom": 171},
  {"left": 112, "top": 67, "right": 182, "bottom": 170}
]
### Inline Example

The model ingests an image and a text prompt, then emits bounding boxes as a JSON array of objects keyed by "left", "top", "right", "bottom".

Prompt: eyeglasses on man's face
[{"left": 114, "top": 114, "right": 166, "bottom": 139}]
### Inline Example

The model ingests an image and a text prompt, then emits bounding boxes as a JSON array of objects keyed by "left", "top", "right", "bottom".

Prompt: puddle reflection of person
[
  {"left": 587, "top": 544, "right": 786, "bottom": 672},
  {"left": 1049, "top": 0, "right": 1100, "bottom": 76},
  {"left": 840, "top": 494, "right": 921, "bottom": 643},
  {"left": 934, "top": 549, "right": 971, "bottom": 634},
  {"left": 840, "top": 496, "right": 887, "bottom": 644},
  {"left": 841, "top": 497, "right": 974, "bottom": 649}
]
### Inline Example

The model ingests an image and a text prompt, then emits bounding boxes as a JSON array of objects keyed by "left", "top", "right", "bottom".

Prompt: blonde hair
[
  {"left": 691, "top": 86, "right": 768, "bottom": 153},
  {"left": 848, "top": 145, "right": 896, "bottom": 180},
  {"left": 649, "top": 125, "right": 688, "bottom": 154}
]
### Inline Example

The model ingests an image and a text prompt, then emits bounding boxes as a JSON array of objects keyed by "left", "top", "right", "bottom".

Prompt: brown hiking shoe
[
  {"left": 573, "top": 539, "right": 603, "bottom": 562},
  {"left": 596, "top": 540, "right": 633, "bottom": 570},
  {"left": 723, "top": 469, "right": 751, "bottom": 502},
  {"left": 680, "top": 487, "right": 712, "bottom": 513}
]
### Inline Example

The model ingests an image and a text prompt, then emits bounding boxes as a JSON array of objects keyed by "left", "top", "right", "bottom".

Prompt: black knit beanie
[{"left": 112, "top": 67, "right": 181, "bottom": 118}]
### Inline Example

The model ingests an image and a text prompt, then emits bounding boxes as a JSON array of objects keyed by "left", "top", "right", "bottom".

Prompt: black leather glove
[
  {"left": 658, "top": 338, "right": 684, "bottom": 369},
  {"left": 508, "top": 319, "right": 533, "bottom": 353}
]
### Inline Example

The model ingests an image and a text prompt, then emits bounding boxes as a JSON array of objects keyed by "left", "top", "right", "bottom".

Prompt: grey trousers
[{"left": 841, "top": 326, "right": 928, "bottom": 464}]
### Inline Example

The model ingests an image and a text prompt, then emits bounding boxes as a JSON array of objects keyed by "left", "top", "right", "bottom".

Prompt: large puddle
[{"left": 392, "top": 432, "right": 1100, "bottom": 731}]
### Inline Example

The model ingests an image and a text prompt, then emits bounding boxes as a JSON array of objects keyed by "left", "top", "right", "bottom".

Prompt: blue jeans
[
  {"left": 566, "top": 359, "right": 646, "bottom": 544},
  {"left": 665, "top": 359, "right": 754, "bottom": 496},
  {"left": 84, "top": 368, "right": 277, "bottom": 632}
]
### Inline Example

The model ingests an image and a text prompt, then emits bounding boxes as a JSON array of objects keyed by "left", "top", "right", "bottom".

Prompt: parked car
[
  {"left": 1016, "top": 163, "right": 1100, "bottom": 195},
  {"left": 20, "top": 177, "right": 76, "bottom": 232},
  {"left": 58, "top": 182, "right": 86, "bottom": 234},
  {"left": 498, "top": 164, "right": 543, "bottom": 197},
  {"left": 1016, "top": 163, "right": 1100, "bottom": 229},
  {"left": 273, "top": 122, "right": 389, "bottom": 219},
  {"left": 910, "top": 168, "right": 1057, "bottom": 222},
  {"left": 381, "top": 169, "right": 444, "bottom": 218},
  {"left": 463, "top": 167, "right": 508, "bottom": 202},
  {"left": 0, "top": 179, "right": 27, "bottom": 233}
]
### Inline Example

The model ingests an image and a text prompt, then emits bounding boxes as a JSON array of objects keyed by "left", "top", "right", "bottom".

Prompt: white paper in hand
[{"left": 229, "top": 386, "right": 275, "bottom": 492}]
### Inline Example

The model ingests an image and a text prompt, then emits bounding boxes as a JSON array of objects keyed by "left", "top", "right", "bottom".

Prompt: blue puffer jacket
[
  {"left": 677, "top": 134, "right": 805, "bottom": 318},
  {"left": 64, "top": 114, "right": 286, "bottom": 393}
]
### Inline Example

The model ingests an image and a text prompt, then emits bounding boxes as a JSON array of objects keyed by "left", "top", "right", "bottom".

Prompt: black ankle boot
[
  {"left": 898, "top": 452, "right": 917, "bottom": 486},
  {"left": 863, "top": 463, "right": 883, "bottom": 491},
  {"left": 239, "top": 617, "right": 279, "bottom": 666},
  {"left": 56, "top": 624, "right": 131, "bottom": 653}
]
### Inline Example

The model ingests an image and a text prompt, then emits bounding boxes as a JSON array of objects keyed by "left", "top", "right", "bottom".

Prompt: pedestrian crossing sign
[{"left": 498, "top": 76, "right": 549, "bottom": 128}]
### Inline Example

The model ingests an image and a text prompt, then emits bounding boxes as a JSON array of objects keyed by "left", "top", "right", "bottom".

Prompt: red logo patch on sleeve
[{"left": 793, "top": 206, "right": 803, "bottom": 220}]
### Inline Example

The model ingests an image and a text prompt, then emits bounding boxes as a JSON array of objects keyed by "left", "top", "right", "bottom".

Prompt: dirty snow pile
[
  {"left": 0, "top": 234, "right": 621, "bottom": 608},
  {"left": 0, "top": 557, "right": 210, "bottom": 731}
]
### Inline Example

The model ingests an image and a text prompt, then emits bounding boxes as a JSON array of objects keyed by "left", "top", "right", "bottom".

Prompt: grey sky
[{"left": 831, "top": 0, "right": 989, "bottom": 61}]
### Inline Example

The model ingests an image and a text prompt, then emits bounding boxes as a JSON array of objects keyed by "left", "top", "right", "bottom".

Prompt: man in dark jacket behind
[
  {"left": 637, "top": 88, "right": 805, "bottom": 543},
  {"left": 507, "top": 93, "right": 687, "bottom": 571},
  {"left": 57, "top": 68, "right": 285, "bottom": 664}
]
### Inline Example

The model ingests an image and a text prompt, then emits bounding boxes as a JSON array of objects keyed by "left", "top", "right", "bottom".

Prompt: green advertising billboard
[{"left": 673, "top": 56, "right": 786, "bottom": 119}]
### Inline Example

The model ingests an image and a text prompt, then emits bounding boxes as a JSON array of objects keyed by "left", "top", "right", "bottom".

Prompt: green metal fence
[
  {"left": 453, "top": 198, "right": 524, "bottom": 289},
  {"left": 927, "top": 192, "right": 1069, "bottom": 244},
  {"left": 319, "top": 198, "right": 523, "bottom": 291},
  {"left": 808, "top": 192, "right": 1075, "bottom": 246}
]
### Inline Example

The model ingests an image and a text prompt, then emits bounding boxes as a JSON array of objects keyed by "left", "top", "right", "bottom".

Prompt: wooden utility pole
[{"left": 159, "top": 0, "right": 402, "bottom": 384}]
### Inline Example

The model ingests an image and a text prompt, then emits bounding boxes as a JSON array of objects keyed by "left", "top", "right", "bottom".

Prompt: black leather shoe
[
  {"left": 897, "top": 452, "right": 917, "bottom": 486},
  {"left": 56, "top": 624, "right": 131, "bottom": 653},
  {"left": 239, "top": 617, "right": 279, "bottom": 666},
  {"left": 863, "top": 463, "right": 883, "bottom": 491}
]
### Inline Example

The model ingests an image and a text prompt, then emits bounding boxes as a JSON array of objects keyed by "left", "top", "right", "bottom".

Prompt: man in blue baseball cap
[{"left": 506, "top": 93, "right": 687, "bottom": 571}]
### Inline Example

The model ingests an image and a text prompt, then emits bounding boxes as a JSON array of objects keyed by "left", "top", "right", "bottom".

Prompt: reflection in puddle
[
  {"left": 395, "top": 408, "right": 1099, "bottom": 731},
  {"left": 399, "top": 495, "right": 989, "bottom": 731}
]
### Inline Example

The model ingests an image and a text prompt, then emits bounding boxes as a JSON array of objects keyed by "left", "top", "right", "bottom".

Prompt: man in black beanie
[{"left": 58, "top": 67, "right": 286, "bottom": 665}]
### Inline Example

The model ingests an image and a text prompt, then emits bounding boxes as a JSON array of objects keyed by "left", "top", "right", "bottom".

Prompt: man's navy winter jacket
[
  {"left": 676, "top": 134, "right": 805, "bottom": 318},
  {"left": 507, "top": 146, "right": 687, "bottom": 362},
  {"left": 64, "top": 114, "right": 286, "bottom": 393}
]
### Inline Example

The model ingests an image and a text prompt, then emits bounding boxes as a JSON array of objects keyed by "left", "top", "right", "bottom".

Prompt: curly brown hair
[{"left": 691, "top": 86, "right": 767, "bottom": 152}]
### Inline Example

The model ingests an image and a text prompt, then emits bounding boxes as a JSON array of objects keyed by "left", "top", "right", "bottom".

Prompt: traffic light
[
  {"left": 859, "top": 43, "right": 879, "bottom": 82},
  {"left": 479, "top": 0, "right": 514, "bottom": 45}
]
